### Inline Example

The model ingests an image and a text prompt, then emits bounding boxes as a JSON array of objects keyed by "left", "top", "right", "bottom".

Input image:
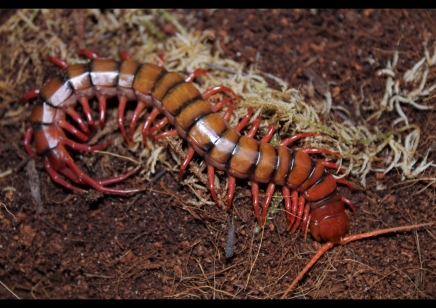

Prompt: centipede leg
[
  {"left": 119, "top": 50, "right": 130, "bottom": 60},
  {"left": 64, "top": 106, "right": 92, "bottom": 136},
  {"left": 185, "top": 68, "right": 208, "bottom": 82},
  {"left": 117, "top": 95, "right": 130, "bottom": 143},
  {"left": 64, "top": 158, "right": 144, "bottom": 194},
  {"left": 287, "top": 189, "right": 299, "bottom": 231},
  {"left": 251, "top": 182, "right": 262, "bottom": 225},
  {"left": 98, "top": 96, "right": 107, "bottom": 128},
  {"left": 319, "top": 160, "right": 346, "bottom": 174},
  {"left": 78, "top": 48, "right": 99, "bottom": 60},
  {"left": 301, "top": 147, "right": 342, "bottom": 159},
  {"left": 43, "top": 157, "right": 86, "bottom": 193},
  {"left": 24, "top": 127, "right": 39, "bottom": 162},
  {"left": 46, "top": 55, "right": 68, "bottom": 69},
  {"left": 291, "top": 194, "right": 306, "bottom": 233},
  {"left": 148, "top": 117, "right": 169, "bottom": 136},
  {"left": 21, "top": 89, "right": 40, "bottom": 103},
  {"left": 58, "top": 119, "right": 89, "bottom": 142},
  {"left": 301, "top": 204, "right": 311, "bottom": 236},
  {"left": 178, "top": 146, "right": 195, "bottom": 181},
  {"left": 59, "top": 163, "right": 140, "bottom": 188},
  {"left": 78, "top": 96, "right": 96, "bottom": 131},
  {"left": 141, "top": 107, "right": 160, "bottom": 145},
  {"left": 129, "top": 101, "right": 147, "bottom": 142},
  {"left": 202, "top": 85, "right": 240, "bottom": 101},
  {"left": 60, "top": 137, "right": 111, "bottom": 152},
  {"left": 342, "top": 196, "right": 357, "bottom": 215},
  {"left": 154, "top": 129, "right": 178, "bottom": 140},
  {"left": 226, "top": 175, "right": 236, "bottom": 211},
  {"left": 282, "top": 187, "right": 294, "bottom": 228},
  {"left": 207, "top": 165, "right": 220, "bottom": 207},
  {"left": 279, "top": 132, "right": 320, "bottom": 147},
  {"left": 234, "top": 108, "right": 254, "bottom": 132}
]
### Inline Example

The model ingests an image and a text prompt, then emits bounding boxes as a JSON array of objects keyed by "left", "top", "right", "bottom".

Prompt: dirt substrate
[{"left": 0, "top": 9, "right": 436, "bottom": 299}]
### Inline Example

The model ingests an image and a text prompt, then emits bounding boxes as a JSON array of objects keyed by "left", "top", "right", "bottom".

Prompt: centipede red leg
[
  {"left": 291, "top": 194, "right": 306, "bottom": 233},
  {"left": 148, "top": 118, "right": 169, "bottom": 137},
  {"left": 141, "top": 107, "right": 160, "bottom": 145},
  {"left": 60, "top": 137, "right": 111, "bottom": 152},
  {"left": 185, "top": 68, "right": 207, "bottom": 82},
  {"left": 207, "top": 165, "right": 220, "bottom": 207},
  {"left": 78, "top": 48, "right": 99, "bottom": 60},
  {"left": 286, "top": 189, "right": 299, "bottom": 231},
  {"left": 64, "top": 106, "right": 92, "bottom": 136},
  {"left": 178, "top": 146, "right": 195, "bottom": 181},
  {"left": 117, "top": 95, "right": 130, "bottom": 143},
  {"left": 129, "top": 101, "right": 147, "bottom": 142},
  {"left": 226, "top": 175, "right": 236, "bottom": 211},
  {"left": 64, "top": 158, "right": 144, "bottom": 194},
  {"left": 279, "top": 132, "right": 320, "bottom": 147},
  {"left": 21, "top": 89, "right": 40, "bottom": 103},
  {"left": 43, "top": 157, "right": 86, "bottom": 193},
  {"left": 119, "top": 50, "right": 131, "bottom": 60},
  {"left": 46, "top": 55, "right": 68, "bottom": 70},
  {"left": 342, "top": 196, "right": 357, "bottom": 215},
  {"left": 58, "top": 119, "right": 89, "bottom": 142},
  {"left": 60, "top": 164, "right": 141, "bottom": 187},
  {"left": 24, "top": 127, "right": 39, "bottom": 162},
  {"left": 78, "top": 96, "right": 96, "bottom": 131},
  {"left": 203, "top": 85, "right": 240, "bottom": 101},
  {"left": 301, "top": 147, "right": 342, "bottom": 159},
  {"left": 98, "top": 96, "right": 108, "bottom": 128}
]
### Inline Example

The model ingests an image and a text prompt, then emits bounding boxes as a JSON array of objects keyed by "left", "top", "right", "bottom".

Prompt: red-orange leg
[
  {"left": 342, "top": 196, "right": 357, "bottom": 215},
  {"left": 117, "top": 95, "right": 130, "bottom": 143},
  {"left": 60, "top": 137, "right": 111, "bottom": 152},
  {"left": 291, "top": 194, "right": 306, "bottom": 233},
  {"left": 24, "top": 127, "right": 39, "bottom": 162},
  {"left": 154, "top": 129, "right": 178, "bottom": 141},
  {"left": 301, "top": 204, "right": 311, "bottom": 236},
  {"left": 185, "top": 68, "right": 207, "bottom": 82},
  {"left": 319, "top": 160, "right": 346, "bottom": 174},
  {"left": 98, "top": 96, "right": 107, "bottom": 128},
  {"left": 64, "top": 106, "right": 92, "bottom": 136},
  {"left": 148, "top": 117, "right": 169, "bottom": 137},
  {"left": 234, "top": 108, "right": 254, "bottom": 132},
  {"left": 287, "top": 189, "right": 299, "bottom": 231},
  {"left": 251, "top": 182, "right": 262, "bottom": 226},
  {"left": 58, "top": 119, "right": 89, "bottom": 142},
  {"left": 141, "top": 107, "right": 160, "bottom": 145},
  {"left": 207, "top": 165, "right": 220, "bottom": 207},
  {"left": 119, "top": 50, "right": 130, "bottom": 60},
  {"left": 46, "top": 55, "right": 68, "bottom": 69},
  {"left": 22, "top": 89, "right": 40, "bottom": 103},
  {"left": 64, "top": 158, "right": 144, "bottom": 194},
  {"left": 283, "top": 187, "right": 293, "bottom": 228},
  {"left": 301, "top": 147, "right": 342, "bottom": 159},
  {"left": 202, "top": 85, "right": 240, "bottom": 102},
  {"left": 78, "top": 48, "right": 99, "bottom": 60},
  {"left": 60, "top": 164, "right": 140, "bottom": 187},
  {"left": 259, "top": 182, "right": 276, "bottom": 227},
  {"left": 178, "top": 146, "right": 195, "bottom": 181},
  {"left": 226, "top": 175, "right": 236, "bottom": 211},
  {"left": 279, "top": 132, "right": 320, "bottom": 147},
  {"left": 260, "top": 124, "right": 277, "bottom": 143},
  {"left": 43, "top": 157, "right": 86, "bottom": 193},
  {"left": 129, "top": 101, "right": 147, "bottom": 141},
  {"left": 78, "top": 96, "right": 96, "bottom": 131}
]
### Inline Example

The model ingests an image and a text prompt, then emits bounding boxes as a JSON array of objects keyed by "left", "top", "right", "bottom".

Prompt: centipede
[{"left": 22, "top": 48, "right": 432, "bottom": 298}]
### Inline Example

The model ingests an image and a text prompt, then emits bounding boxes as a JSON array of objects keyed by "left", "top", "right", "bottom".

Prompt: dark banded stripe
[{"left": 172, "top": 95, "right": 203, "bottom": 117}]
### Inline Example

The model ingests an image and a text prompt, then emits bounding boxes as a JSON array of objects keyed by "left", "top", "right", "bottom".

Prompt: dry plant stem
[{"left": 280, "top": 222, "right": 434, "bottom": 299}]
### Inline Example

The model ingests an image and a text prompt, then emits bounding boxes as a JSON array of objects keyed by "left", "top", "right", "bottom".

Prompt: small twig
[
  {"left": 0, "top": 279, "right": 20, "bottom": 299},
  {"left": 0, "top": 202, "right": 17, "bottom": 222}
]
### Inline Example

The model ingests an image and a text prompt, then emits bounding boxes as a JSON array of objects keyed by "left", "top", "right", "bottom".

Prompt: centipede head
[{"left": 309, "top": 200, "right": 350, "bottom": 244}]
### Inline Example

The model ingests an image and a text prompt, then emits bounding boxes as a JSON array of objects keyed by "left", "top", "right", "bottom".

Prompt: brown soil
[{"left": 1, "top": 9, "right": 436, "bottom": 299}]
